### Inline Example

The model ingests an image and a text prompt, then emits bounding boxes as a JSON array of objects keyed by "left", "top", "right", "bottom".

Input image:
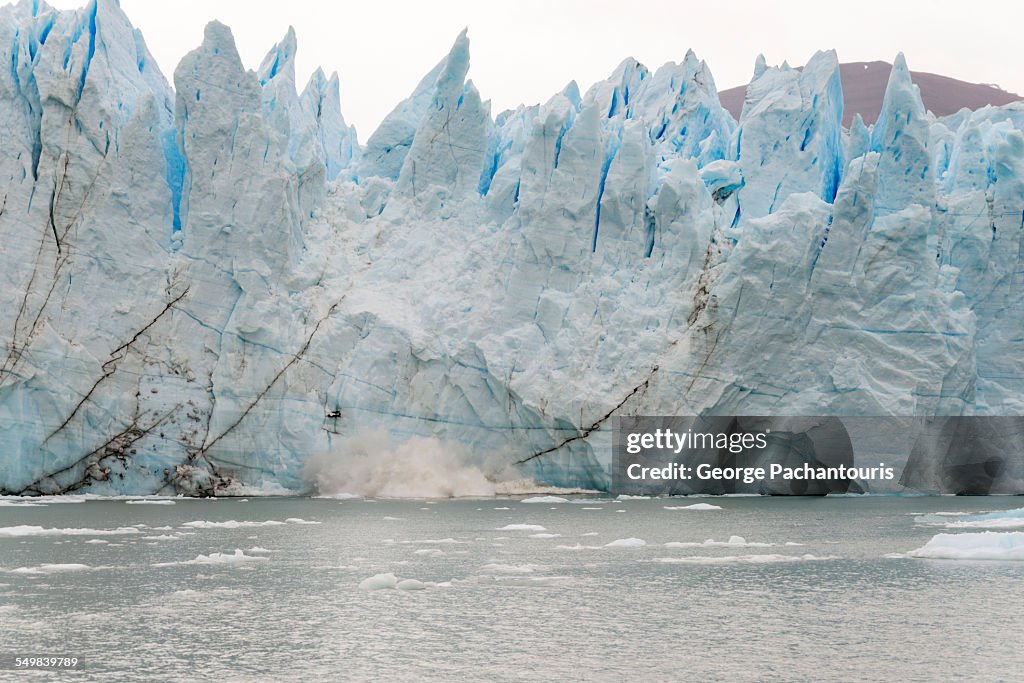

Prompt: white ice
[{"left": 907, "top": 532, "right": 1024, "bottom": 560}]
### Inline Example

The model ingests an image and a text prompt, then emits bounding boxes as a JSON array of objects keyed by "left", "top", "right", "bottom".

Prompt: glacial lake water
[{"left": 1, "top": 495, "right": 1023, "bottom": 682}]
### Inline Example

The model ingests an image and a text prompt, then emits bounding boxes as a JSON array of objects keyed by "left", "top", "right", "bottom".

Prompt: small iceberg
[
  {"left": 664, "top": 503, "right": 723, "bottom": 511},
  {"left": 907, "top": 532, "right": 1024, "bottom": 561},
  {"left": 519, "top": 496, "right": 569, "bottom": 504}
]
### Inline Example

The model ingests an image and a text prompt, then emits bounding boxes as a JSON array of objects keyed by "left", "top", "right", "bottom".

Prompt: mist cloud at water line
[{"left": 303, "top": 431, "right": 549, "bottom": 498}]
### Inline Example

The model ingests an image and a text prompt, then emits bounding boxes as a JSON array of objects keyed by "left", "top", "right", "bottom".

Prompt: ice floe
[
  {"left": 605, "top": 538, "right": 647, "bottom": 548},
  {"left": 664, "top": 536, "right": 773, "bottom": 548},
  {"left": 181, "top": 520, "right": 286, "bottom": 529},
  {"left": 180, "top": 519, "right": 319, "bottom": 529},
  {"left": 652, "top": 554, "right": 835, "bottom": 564},
  {"left": 7, "top": 563, "right": 94, "bottom": 575},
  {"left": 359, "top": 573, "right": 434, "bottom": 591},
  {"left": 907, "top": 532, "right": 1024, "bottom": 561},
  {"left": 154, "top": 550, "right": 269, "bottom": 567},
  {"left": 943, "top": 508, "right": 1024, "bottom": 530},
  {"left": 0, "top": 526, "right": 141, "bottom": 537},
  {"left": 664, "top": 503, "right": 723, "bottom": 511}
]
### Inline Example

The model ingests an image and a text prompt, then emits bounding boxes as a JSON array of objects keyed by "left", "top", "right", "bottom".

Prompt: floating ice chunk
[
  {"left": 520, "top": 496, "right": 569, "bottom": 504},
  {"left": 285, "top": 518, "right": 321, "bottom": 525},
  {"left": 154, "top": 550, "right": 269, "bottom": 567},
  {"left": 943, "top": 508, "right": 1024, "bottom": 530},
  {"left": 85, "top": 539, "right": 109, "bottom": 545},
  {"left": 605, "top": 538, "right": 646, "bottom": 547},
  {"left": 396, "top": 579, "right": 427, "bottom": 590},
  {"left": 0, "top": 501, "right": 45, "bottom": 507},
  {"left": 359, "top": 573, "right": 399, "bottom": 590},
  {"left": 555, "top": 544, "right": 602, "bottom": 550},
  {"left": 652, "top": 554, "right": 834, "bottom": 564},
  {"left": 915, "top": 513, "right": 973, "bottom": 525},
  {"left": 9, "top": 563, "right": 93, "bottom": 575},
  {"left": 0, "top": 526, "right": 141, "bottom": 537},
  {"left": 315, "top": 493, "right": 362, "bottom": 500},
  {"left": 664, "top": 536, "right": 774, "bottom": 548},
  {"left": 907, "top": 532, "right": 1024, "bottom": 560},
  {"left": 141, "top": 535, "right": 180, "bottom": 541},
  {"left": 616, "top": 495, "right": 651, "bottom": 500},
  {"left": 125, "top": 499, "right": 176, "bottom": 505},
  {"left": 580, "top": 532, "right": 599, "bottom": 537},
  {"left": 398, "top": 538, "right": 466, "bottom": 545},
  {"left": 529, "top": 533, "right": 561, "bottom": 539},
  {"left": 497, "top": 524, "right": 546, "bottom": 531},
  {"left": 414, "top": 549, "right": 444, "bottom": 556},
  {"left": 664, "top": 503, "right": 723, "bottom": 511},
  {"left": 247, "top": 547, "right": 273, "bottom": 554},
  {"left": 0, "top": 496, "right": 86, "bottom": 504},
  {"left": 181, "top": 520, "right": 286, "bottom": 529},
  {"left": 947, "top": 519, "right": 1024, "bottom": 530}
]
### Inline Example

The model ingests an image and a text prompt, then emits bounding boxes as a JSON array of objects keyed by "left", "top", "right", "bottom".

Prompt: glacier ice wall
[{"left": 1, "top": 0, "right": 1022, "bottom": 495}]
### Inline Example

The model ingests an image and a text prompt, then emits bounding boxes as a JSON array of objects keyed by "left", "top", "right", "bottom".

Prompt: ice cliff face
[{"left": 1, "top": 0, "right": 1022, "bottom": 495}]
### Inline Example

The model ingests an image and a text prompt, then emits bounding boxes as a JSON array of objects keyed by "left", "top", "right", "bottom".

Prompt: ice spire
[
  {"left": 870, "top": 53, "right": 933, "bottom": 215},
  {"left": 360, "top": 30, "right": 470, "bottom": 180}
]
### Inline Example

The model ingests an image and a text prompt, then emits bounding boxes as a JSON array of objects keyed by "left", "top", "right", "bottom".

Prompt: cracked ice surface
[{"left": 1, "top": 1, "right": 1024, "bottom": 495}]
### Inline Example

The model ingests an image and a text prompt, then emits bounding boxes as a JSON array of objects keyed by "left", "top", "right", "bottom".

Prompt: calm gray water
[{"left": 1, "top": 495, "right": 1023, "bottom": 682}]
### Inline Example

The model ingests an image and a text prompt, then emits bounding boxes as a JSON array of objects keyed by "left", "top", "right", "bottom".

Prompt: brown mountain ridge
[{"left": 718, "top": 60, "right": 1022, "bottom": 126}]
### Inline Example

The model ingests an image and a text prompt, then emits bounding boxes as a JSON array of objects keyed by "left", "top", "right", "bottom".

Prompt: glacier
[{"left": 1, "top": 0, "right": 1023, "bottom": 496}]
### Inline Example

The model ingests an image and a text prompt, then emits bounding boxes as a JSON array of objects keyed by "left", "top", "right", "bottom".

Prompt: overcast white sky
[{"left": 47, "top": 0, "right": 1024, "bottom": 136}]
